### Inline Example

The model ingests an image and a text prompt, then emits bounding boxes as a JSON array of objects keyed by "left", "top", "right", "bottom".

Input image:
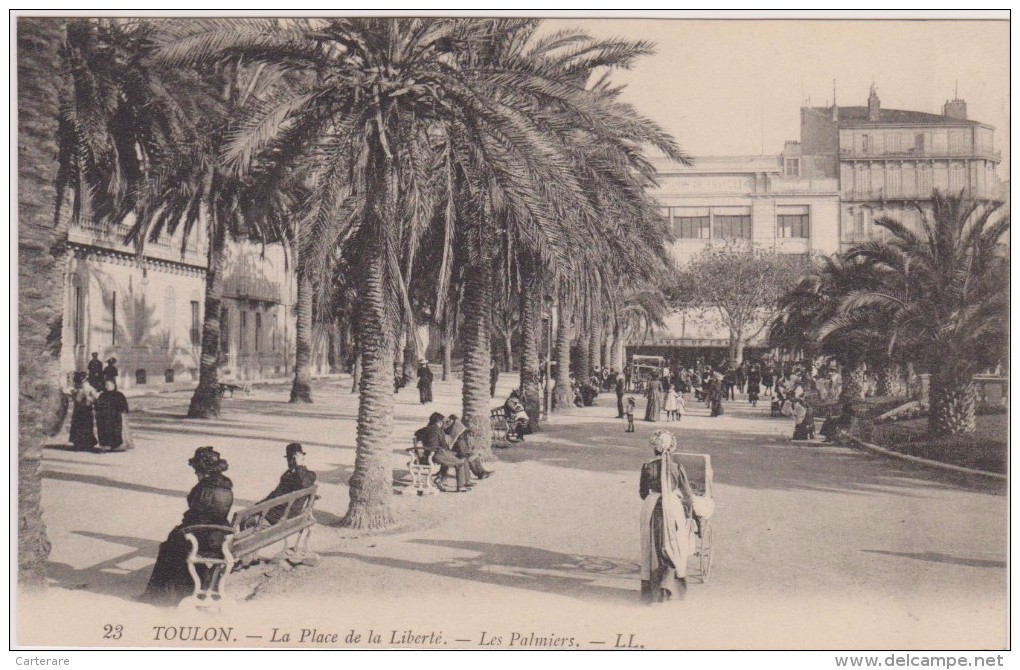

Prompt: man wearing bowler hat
[{"left": 262, "top": 443, "right": 317, "bottom": 523}]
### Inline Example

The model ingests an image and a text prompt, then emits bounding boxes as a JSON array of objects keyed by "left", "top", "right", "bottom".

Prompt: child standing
[
  {"left": 664, "top": 386, "right": 679, "bottom": 421},
  {"left": 625, "top": 397, "right": 636, "bottom": 432},
  {"left": 675, "top": 389, "right": 686, "bottom": 421}
]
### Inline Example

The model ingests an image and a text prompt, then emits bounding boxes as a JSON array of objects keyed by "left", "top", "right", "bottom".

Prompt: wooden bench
[
  {"left": 218, "top": 382, "right": 250, "bottom": 398},
  {"left": 490, "top": 407, "right": 515, "bottom": 447},
  {"left": 406, "top": 440, "right": 439, "bottom": 495},
  {"left": 181, "top": 486, "right": 318, "bottom": 611}
]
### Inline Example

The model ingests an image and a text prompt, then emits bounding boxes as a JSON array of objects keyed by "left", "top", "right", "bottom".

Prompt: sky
[{"left": 541, "top": 18, "right": 1010, "bottom": 174}]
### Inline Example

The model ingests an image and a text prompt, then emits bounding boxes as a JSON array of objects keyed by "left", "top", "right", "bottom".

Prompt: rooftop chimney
[
  {"left": 944, "top": 98, "right": 967, "bottom": 120},
  {"left": 867, "top": 84, "right": 880, "bottom": 121}
]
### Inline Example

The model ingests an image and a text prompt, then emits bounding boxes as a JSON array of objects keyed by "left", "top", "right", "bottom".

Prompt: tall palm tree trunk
[
  {"left": 612, "top": 324, "right": 625, "bottom": 372},
  {"left": 928, "top": 366, "right": 977, "bottom": 436},
  {"left": 441, "top": 330, "right": 453, "bottom": 381},
  {"left": 518, "top": 259, "right": 542, "bottom": 431},
  {"left": 588, "top": 322, "right": 601, "bottom": 374},
  {"left": 342, "top": 230, "right": 396, "bottom": 529},
  {"left": 289, "top": 263, "right": 313, "bottom": 403},
  {"left": 187, "top": 218, "right": 227, "bottom": 418},
  {"left": 17, "top": 16, "right": 66, "bottom": 588},
  {"left": 553, "top": 308, "right": 572, "bottom": 411},
  {"left": 461, "top": 253, "right": 495, "bottom": 462},
  {"left": 575, "top": 328, "right": 590, "bottom": 383}
]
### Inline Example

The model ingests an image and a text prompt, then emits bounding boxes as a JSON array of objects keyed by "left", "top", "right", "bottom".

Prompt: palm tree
[
  {"left": 838, "top": 191, "right": 1008, "bottom": 435},
  {"left": 17, "top": 16, "right": 68, "bottom": 589}
]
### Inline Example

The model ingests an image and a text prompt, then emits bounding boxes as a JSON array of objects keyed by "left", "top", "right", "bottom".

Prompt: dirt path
[{"left": 21, "top": 377, "right": 1007, "bottom": 649}]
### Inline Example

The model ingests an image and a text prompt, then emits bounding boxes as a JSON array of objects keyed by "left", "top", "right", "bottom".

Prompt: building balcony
[
  {"left": 68, "top": 220, "right": 208, "bottom": 267},
  {"left": 223, "top": 276, "right": 282, "bottom": 303},
  {"left": 838, "top": 147, "right": 1000, "bottom": 162},
  {"left": 842, "top": 185, "right": 999, "bottom": 202}
]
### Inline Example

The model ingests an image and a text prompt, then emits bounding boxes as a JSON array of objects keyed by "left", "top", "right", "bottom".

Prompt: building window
[
  {"left": 240, "top": 311, "right": 248, "bottom": 353},
  {"left": 255, "top": 312, "right": 262, "bottom": 353},
  {"left": 886, "top": 169, "right": 902, "bottom": 197},
  {"left": 948, "top": 130, "right": 966, "bottom": 154},
  {"left": 778, "top": 206, "right": 810, "bottom": 238},
  {"left": 783, "top": 158, "right": 800, "bottom": 177},
  {"left": 73, "top": 284, "right": 84, "bottom": 346},
  {"left": 190, "top": 300, "right": 201, "bottom": 346},
  {"left": 861, "top": 134, "right": 871, "bottom": 154},
  {"left": 111, "top": 291, "right": 117, "bottom": 346},
  {"left": 914, "top": 133, "right": 925, "bottom": 153},
  {"left": 887, "top": 133, "right": 901, "bottom": 154},
  {"left": 713, "top": 211, "right": 752, "bottom": 239},
  {"left": 220, "top": 307, "right": 230, "bottom": 354},
  {"left": 949, "top": 165, "right": 965, "bottom": 192},
  {"left": 854, "top": 210, "right": 866, "bottom": 236},
  {"left": 673, "top": 208, "right": 710, "bottom": 239}
]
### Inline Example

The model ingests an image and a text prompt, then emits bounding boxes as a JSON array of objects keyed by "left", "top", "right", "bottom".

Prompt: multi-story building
[
  {"left": 61, "top": 215, "right": 297, "bottom": 391},
  {"left": 631, "top": 86, "right": 1001, "bottom": 363},
  {"left": 637, "top": 153, "right": 840, "bottom": 357},
  {"left": 800, "top": 86, "right": 1001, "bottom": 249}
]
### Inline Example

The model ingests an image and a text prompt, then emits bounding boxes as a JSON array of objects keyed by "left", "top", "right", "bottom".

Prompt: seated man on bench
[
  {"left": 261, "top": 443, "right": 317, "bottom": 524},
  {"left": 414, "top": 412, "right": 471, "bottom": 493}
]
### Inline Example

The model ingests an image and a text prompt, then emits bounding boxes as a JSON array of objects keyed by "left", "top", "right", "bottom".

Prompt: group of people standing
[{"left": 68, "top": 353, "right": 130, "bottom": 452}]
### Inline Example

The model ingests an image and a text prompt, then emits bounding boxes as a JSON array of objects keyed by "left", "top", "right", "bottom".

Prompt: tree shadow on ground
[
  {"left": 45, "top": 530, "right": 158, "bottom": 602},
  {"left": 39, "top": 470, "right": 257, "bottom": 507},
  {"left": 504, "top": 407, "right": 1006, "bottom": 498},
  {"left": 860, "top": 550, "right": 1007, "bottom": 569},
  {"left": 321, "top": 539, "right": 639, "bottom": 605}
]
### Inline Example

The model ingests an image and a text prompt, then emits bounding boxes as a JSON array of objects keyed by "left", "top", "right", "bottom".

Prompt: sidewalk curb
[{"left": 849, "top": 437, "right": 1007, "bottom": 480}]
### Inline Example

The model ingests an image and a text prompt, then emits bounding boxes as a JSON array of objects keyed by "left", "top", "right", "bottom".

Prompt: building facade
[
  {"left": 61, "top": 215, "right": 296, "bottom": 391},
  {"left": 640, "top": 153, "right": 840, "bottom": 353},
  {"left": 633, "top": 86, "right": 1001, "bottom": 361},
  {"left": 800, "top": 86, "right": 1001, "bottom": 250}
]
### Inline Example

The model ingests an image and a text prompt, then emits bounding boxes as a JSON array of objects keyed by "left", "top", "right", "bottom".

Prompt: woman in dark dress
[
  {"left": 644, "top": 376, "right": 662, "bottom": 422},
  {"left": 140, "top": 447, "right": 234, "bottom": 606},
  {"left": 95, "top": 380, "right": 129, "bottom": 451},
  {"left": 69, "top": 372, "right": 99, "bottom": 451},
  {"left": 639, "top": 430, "right": 694, "bottom": 603},
  {"left": 747, "top": 366, "right": 762, "bottom": 407},
  {"left": 708, "top": 375, "right": 724, "bottom": 417}
]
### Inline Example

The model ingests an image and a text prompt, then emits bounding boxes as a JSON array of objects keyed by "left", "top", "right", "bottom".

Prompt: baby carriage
[{"left": 675, "top": 452, "right": 716, "bottom": 582}]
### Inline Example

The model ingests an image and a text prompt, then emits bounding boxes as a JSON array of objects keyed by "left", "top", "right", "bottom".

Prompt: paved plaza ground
[{"left": 19, "top": 375, "right": 1008, "bottom": 649}]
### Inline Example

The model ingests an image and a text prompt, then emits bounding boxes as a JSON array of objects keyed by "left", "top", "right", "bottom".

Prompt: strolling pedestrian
[
  {"left": 95, "top": 379, "right": 130, "bottom": 452},
  {"left": 639, "top": 430, "right": 695, "bottom": 603},
  {"left": 69, "top": 371, "right": 98, "bottom": 452},
  {"left": 417, "top": 359, "right": 434, "bottom": 404},
  {"left": 102, "top": 357, "right": 119, "bottom": 386},
  {"left": 625, "top": 397, "right": 636, "bottom": 432},
  {"left": 489, "top": 359, "right": 500, "bottom": 398},
  {"left": 86, "top": 352, "right": 104, "bottom": 391}
]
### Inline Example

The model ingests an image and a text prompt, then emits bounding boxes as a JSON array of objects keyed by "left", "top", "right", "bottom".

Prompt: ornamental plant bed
[{"left": 874, "top": 414, "right": 1007, "bottom": 474}]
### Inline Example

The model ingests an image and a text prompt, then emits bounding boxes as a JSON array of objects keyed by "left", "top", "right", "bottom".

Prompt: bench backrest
[{"left": 232, "top": 485, "right": 317, "bottom": 538}]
